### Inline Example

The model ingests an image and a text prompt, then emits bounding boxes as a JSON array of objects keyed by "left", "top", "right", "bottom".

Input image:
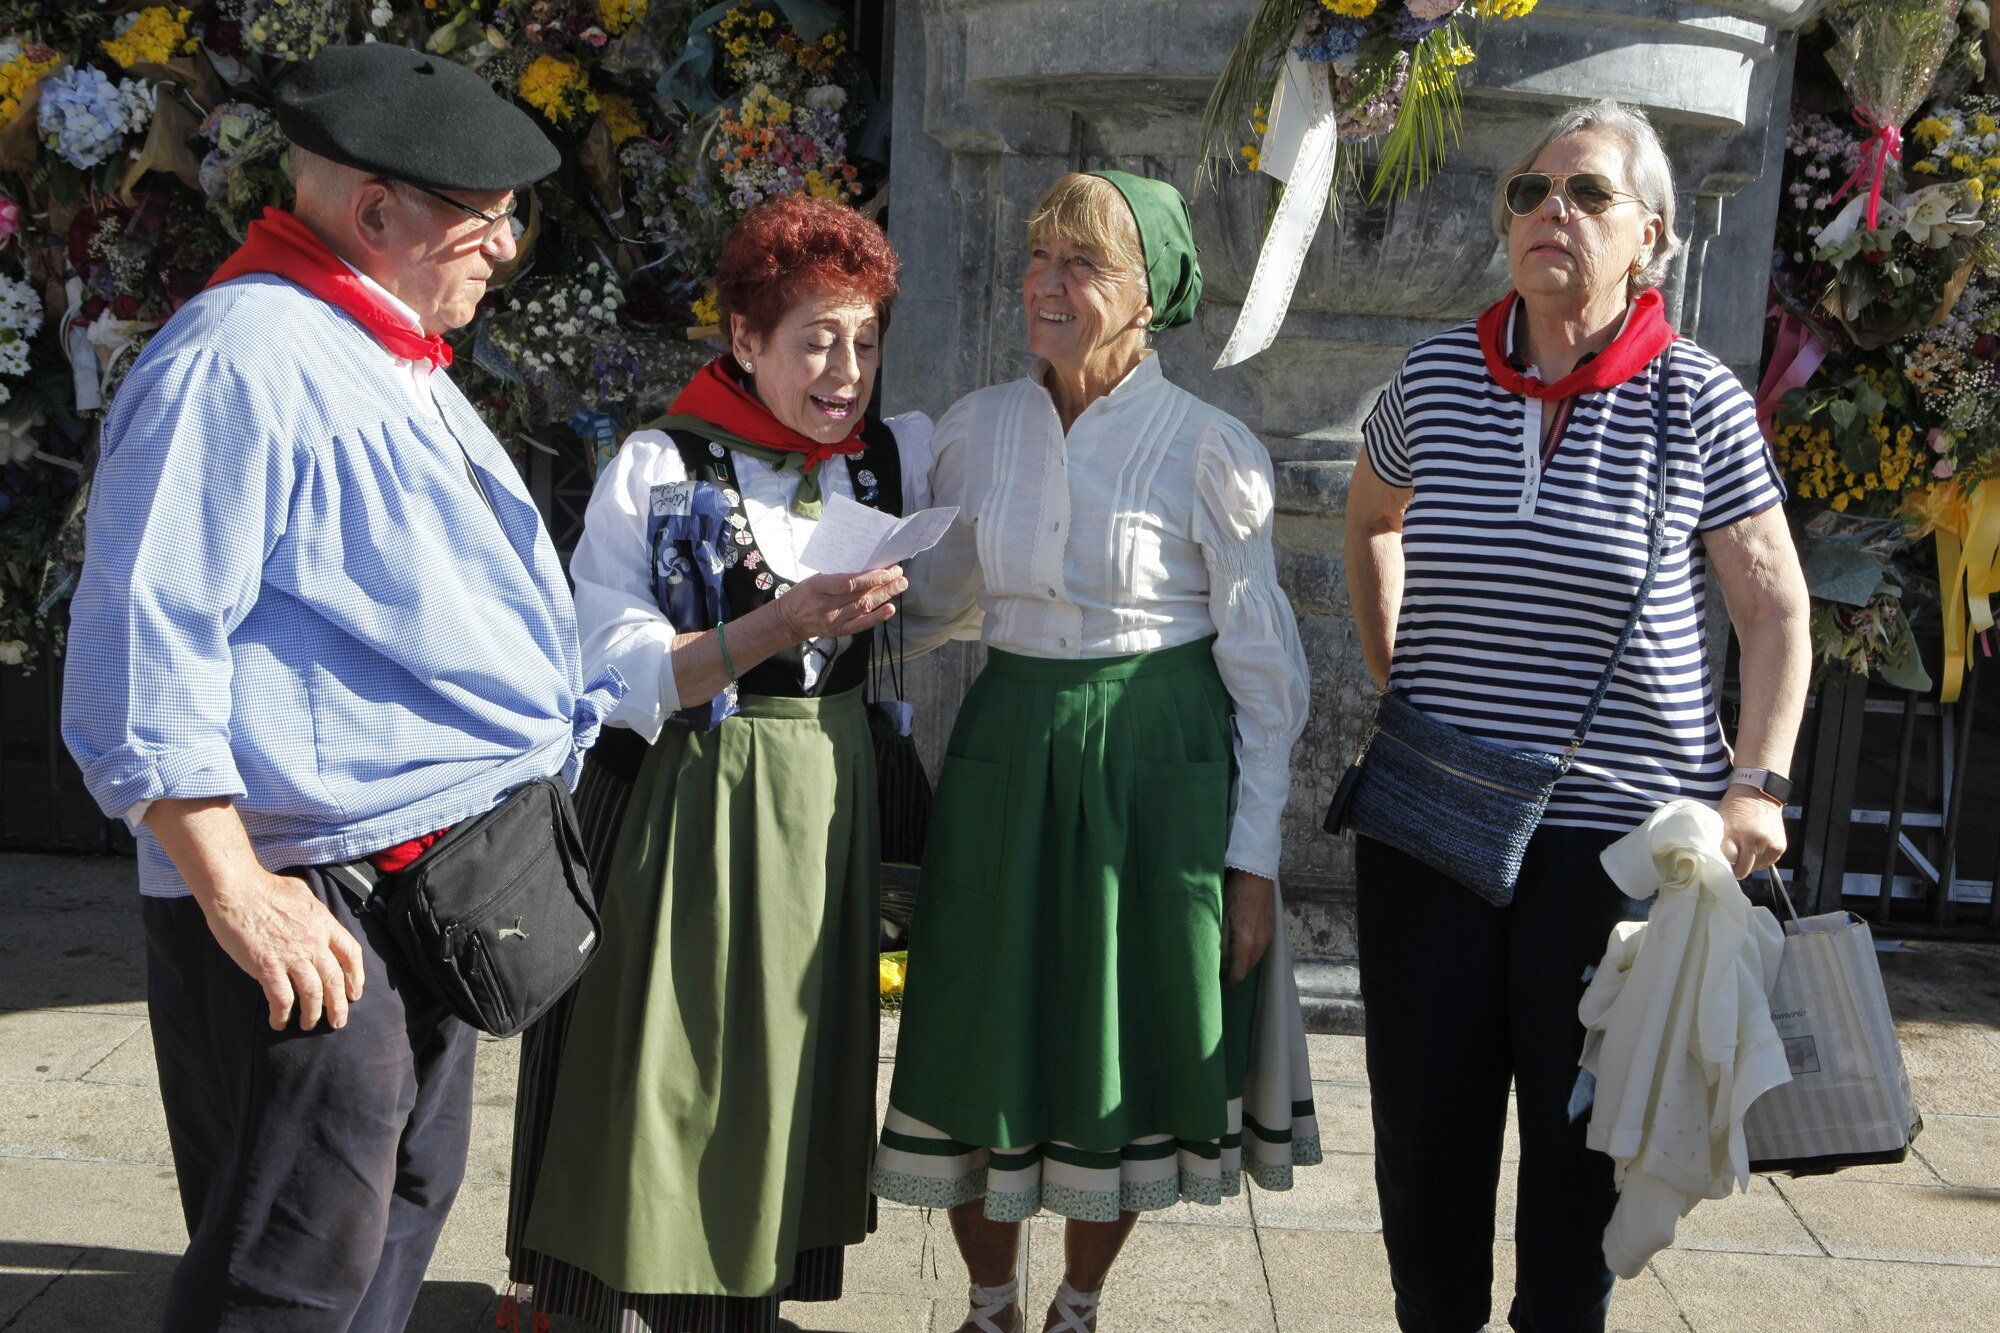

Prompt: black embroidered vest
[{"left": 669, "top": 415, "right": 904, "bottom": 701}]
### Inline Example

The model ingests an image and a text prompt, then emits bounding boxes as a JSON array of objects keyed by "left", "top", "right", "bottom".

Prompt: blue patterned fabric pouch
[
  {"left": 1323, "top": 347, "right": 1676, "bottom": 905},
  {"left": 647, "top": 478, "right": 737, "bottom": 731}
]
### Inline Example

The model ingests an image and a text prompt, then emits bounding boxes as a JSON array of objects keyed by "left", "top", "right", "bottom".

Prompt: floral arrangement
[
  {"left": 0, "top": 0, "right": 881, "bottom": 666},
  {"left": 1766, "top": 2, "right": 2000, "bottom": 699},
  {"left": 1200, "top": 0, "right": 1536, "bottom": 203}
]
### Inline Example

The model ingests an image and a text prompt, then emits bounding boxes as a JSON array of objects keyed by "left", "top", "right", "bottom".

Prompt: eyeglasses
[
  {"left": 390, "top": 179, "right": 522, "bottom": 238},
  {"left": 1503, "top": 172, "right": 1647, "bottom": 218}
]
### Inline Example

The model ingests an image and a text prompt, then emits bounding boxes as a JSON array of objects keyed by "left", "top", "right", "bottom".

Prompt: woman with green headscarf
[{"left": 876, "top": 171, "right": 1323, "bottom": 1333}]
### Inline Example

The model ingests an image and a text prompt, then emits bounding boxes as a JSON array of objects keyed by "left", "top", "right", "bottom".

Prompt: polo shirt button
[{"left": 1047, "top": 587, "right": 1058, "bottom": 598}]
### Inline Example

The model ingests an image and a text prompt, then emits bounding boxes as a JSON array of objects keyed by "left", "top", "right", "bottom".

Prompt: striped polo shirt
[{"left": 1362, "top": 317, "right": 1785, "bottom": 833}]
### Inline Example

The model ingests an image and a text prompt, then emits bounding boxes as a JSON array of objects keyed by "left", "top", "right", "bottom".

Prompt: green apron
[
  {"left": 887, "top": 637, "right": 1256, "bottom": 1152},
  {"left": 524, "top": 689, "right": 878, "bottom": 1297}
]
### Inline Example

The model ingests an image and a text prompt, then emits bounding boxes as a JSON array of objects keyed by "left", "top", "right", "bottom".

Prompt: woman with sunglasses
[{"left": 1343, "top": 100, "right": 1810, "bottom": 1331}]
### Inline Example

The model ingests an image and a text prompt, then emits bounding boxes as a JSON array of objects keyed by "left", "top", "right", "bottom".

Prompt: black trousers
[
  {"left": 143, "top": 868, "right": 478, "bottom": 1332},
  {"left": 1355, "top": 827, "right": 1650, "bottom": 1333}
]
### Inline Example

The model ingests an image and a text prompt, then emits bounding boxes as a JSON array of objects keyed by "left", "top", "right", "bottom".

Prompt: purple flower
[
  {"left": 1391, "top": 11, "right": 1453, "bottom": 41},
  {"left": 1405, "top": 0, "right": 1467, "bottom": 18},
  {"left": 1296, "top": 17, "right": 1363, "bottom": 65}
]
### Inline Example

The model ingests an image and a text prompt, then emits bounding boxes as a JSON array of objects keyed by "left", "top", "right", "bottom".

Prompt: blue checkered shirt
[{"left": 62, "top": 275, "right": 624, "bottom": 897}]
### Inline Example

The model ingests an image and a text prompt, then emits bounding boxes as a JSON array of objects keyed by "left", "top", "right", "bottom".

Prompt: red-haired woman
[{"left": 504, "top": 195, "right": 928, "bottom": 1332}]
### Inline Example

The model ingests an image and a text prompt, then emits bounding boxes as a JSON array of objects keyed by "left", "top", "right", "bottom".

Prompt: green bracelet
[{"left": 716, "top": 620, "right": 738, "bottom": 683}]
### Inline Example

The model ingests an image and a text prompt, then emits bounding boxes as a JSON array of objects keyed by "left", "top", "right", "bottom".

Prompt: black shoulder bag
[{"left": 322, "top": 777, "right": 601, "bottom": 1037}]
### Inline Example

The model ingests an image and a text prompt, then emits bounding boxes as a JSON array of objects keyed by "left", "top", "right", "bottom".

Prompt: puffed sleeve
[
  {"left": 1194, "top": 415, "right": 1312, "bottom": 881},
  {"left": 886, "top": 410, "right": 935, "bottom": 512},
  {"left": 569, "top": 430, "right": 686, "bottom": 744},
  {"left": 898, "top": 395, "right": 986, "bottom": 656}
]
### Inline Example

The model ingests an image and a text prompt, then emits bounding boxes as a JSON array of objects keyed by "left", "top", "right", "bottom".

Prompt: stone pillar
[{"left": 882, "top": 0, "right": 1825, "bottom": 998}]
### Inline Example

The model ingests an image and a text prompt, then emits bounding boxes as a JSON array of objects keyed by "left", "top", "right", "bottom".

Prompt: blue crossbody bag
[{"left": 1323, "top": 346, "right": 1675, "bottom": 905}]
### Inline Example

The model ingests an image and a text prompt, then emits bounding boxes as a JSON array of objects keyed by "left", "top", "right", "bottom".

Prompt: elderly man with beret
[{"left": 61, "top": 44, "right": 620, "bottom": 1331}]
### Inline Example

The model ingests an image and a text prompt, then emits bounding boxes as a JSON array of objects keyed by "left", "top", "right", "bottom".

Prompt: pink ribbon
[
  {"left": 1830, "top": 110, "right": 1904, "bottom": 232},
  {"left": 1756, "top": 305, "right": 1828, "bottom": 443}
]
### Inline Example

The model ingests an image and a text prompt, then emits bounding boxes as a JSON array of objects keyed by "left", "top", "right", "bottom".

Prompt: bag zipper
[
  {"left": 1370, "top": 727, "right": 1550, "bottom": 800},
  {"left": 441, "top": 836, "right": 556, "bottom": 943}
]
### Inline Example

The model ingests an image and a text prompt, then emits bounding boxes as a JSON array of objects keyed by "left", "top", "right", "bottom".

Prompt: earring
[{"left": 742, "top": 360, "right": 753, "bottom": 374}]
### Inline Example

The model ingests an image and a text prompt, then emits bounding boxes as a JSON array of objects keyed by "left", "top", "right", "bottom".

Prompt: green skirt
[
  {"left": 523, "top": 689, "right": 879, "bottom": 1297},
  {"left": 874, "top": 638, "right": 1321, "bottom": 1222}
]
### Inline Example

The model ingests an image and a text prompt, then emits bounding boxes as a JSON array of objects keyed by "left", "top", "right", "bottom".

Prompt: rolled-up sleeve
[
  {"left": 62, "top": 349, "right": 295, "bottom": 817},
  {"left": 1194, "top": 418, "right": 1312, "bottom": 881}
]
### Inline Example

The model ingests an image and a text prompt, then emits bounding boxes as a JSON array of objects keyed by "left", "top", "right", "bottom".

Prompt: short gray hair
[{"left": 1490, "top": 99, "right": 1683, "bottom": 295}]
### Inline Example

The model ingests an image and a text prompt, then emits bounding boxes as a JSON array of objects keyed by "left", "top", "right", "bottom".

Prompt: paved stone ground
[{"left": 4, "top": 853, "right": 1999, "bottom": 1332}]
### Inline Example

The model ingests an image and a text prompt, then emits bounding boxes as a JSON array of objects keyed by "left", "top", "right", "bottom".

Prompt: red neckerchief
[
  {"left": 1476, "top": 287, "right": 1675, "bottom": 401},
  {"left": 667, "top": 355, "right": 865, "bottom": 472},
  {"left": 205, "top": 208, "right": 454, "bottom": 369}
]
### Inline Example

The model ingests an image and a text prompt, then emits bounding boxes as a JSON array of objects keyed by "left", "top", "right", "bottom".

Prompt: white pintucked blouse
[
  {"left": 571, "top": 413, "right": 937, "bottom": 743},
  {"left": 903, "top": 352, "right": 1311, "bottom": 881}
]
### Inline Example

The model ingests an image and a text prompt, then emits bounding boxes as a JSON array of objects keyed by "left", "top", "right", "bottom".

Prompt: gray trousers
[{"left": 143, "top": 868, "right": 476, "bottom": 1332}]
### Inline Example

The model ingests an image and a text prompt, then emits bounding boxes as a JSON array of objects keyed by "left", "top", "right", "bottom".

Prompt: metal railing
[{"left": 1775, "top": 660, "right": 1998, "bottom": 939}]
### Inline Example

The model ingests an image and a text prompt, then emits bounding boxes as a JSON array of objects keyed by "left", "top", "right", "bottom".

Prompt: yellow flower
[
  {"left": 1951, "top": 153, "right": 1975, "bottom": 173},
  {"left": 0, "top": 48, "right": 61, "bottom": 122},
  {"left": 102, "top": 7, "right": 197, "bottom": 68},
  {"left": 690, "top": 290, "right": 720, "bottom": 326},
  {"left": 1321, "top": 0, "right": 1378, "bottom": 17},
  {"left": 878, "top": 954, "right": 906, "bottom": 996},
  {"left": 599, "top": 92, "right": 645, "bottom": 145},
  {"left": 1913, "top": 117, "right": 1952, "bottom": 146},
  {"left": 1976, "top": 114, "right": 1998, "bottom": 137},
  {"left": 1472, "top": 0, "right": 1538, "bottom": 17},
  {"left": 1240, "top": 143, "right": 1262, "bottom": 172},
  {"left": 518, "top": 54, "right": 600, "bottom": 128},
  {"left": 1913, "top": 159, "right": 1939, "bottom": 175},
  {"left": 597, "top": 0, "right": 648, "bottom": 38}
]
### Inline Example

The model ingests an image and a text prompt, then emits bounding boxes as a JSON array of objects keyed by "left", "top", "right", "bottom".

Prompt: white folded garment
[{"left": 1579, "top": 800, "right": 1792, "bottom": 1277}]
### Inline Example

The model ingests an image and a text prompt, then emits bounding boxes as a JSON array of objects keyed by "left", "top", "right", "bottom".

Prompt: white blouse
[
  {"left": 571, "top": 413, "right": 936, "bottom": 743},
  {"left": 903, "top": 353, "right": 1310, "bottom": 881}
]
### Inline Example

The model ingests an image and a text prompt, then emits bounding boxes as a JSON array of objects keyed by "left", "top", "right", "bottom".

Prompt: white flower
[
  {"left": 559, "top": 350, "right": 575, "bottom": 366},
  {"left": 1902, "top": 183, "right": 1985, "bottom": 248},
  {"left": 804, "top": 85, "right": 848, "bottom": 111},
  {"left": 370, "top": 3, "right": 394, "bottom": 26},
  {"left": 0, "top": 640, "right": 27, "bottom": 667},
  {"left": 588, "top": 304, "right": 605, "bottom": 319},
  {"left": 1967, "top": 1, "right": 1990, "bottom": 27},
  {"left": 0, "top": 412, "right": 37, "bottom": 464},
  {"left": 533, "top": 324, "right": 549, "bottom": 337}
]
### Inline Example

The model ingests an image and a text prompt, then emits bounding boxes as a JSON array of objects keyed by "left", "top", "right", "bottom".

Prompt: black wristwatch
[{"left": 1728, "top": 767, "right": 1792, "bottom": 806}]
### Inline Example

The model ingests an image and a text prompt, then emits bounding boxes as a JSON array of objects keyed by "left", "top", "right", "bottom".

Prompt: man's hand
[
  {"left": 1222, "top": 870, "right": 1276, "bottom": 987},
  {"left": 202, "top": 870, "right": 366, "bottom": 1031},
  {"left": 778, "top": 567, "right": 908, "bottom": 643},
  {"left": 1717, "top": 787, "right": 1787, "bottom": 881}
]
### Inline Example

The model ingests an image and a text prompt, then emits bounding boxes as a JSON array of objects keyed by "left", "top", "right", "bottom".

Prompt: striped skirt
[{"left": 503, "top": 727, "right": 846, "bottom": 1333}]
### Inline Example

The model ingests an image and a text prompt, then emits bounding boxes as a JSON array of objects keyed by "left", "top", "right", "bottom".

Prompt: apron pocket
[
  {"left": 921, "top": 755, "right": 1011, "bottom": 899},
  {"left": 1134, "top": 760, "right": 1231, "bottom": 899}
]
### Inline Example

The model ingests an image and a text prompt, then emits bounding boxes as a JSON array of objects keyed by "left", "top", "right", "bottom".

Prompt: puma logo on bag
[{"left": 496, "top": 917, "right": 529, "bottom": 942}]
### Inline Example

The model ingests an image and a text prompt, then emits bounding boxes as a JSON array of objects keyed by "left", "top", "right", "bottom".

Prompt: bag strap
[{"left": 1561, "top": 343, "right": 1676, "bottom": 770}]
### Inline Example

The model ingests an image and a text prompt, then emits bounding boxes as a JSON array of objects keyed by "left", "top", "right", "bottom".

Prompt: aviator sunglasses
[{"left": 1503, "top": 171, "right": 1646, "bottom": 218}]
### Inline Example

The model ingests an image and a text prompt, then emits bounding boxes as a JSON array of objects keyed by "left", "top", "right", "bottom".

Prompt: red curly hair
[{"left": 715, "top": 195, "right": 900, "bottom": 342}]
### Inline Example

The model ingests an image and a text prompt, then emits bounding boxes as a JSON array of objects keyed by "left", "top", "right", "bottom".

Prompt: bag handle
[
  {"left": 1762, "top": 867, "right": 1802, "bottom": 925},
  {"left": 1561, "top": 343, "right": 1676, "bottom": 770}
]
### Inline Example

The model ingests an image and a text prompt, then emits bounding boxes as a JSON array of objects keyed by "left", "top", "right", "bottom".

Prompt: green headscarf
[{"left": 1088, "top": 169, "right": 1203, "bottom": 333}]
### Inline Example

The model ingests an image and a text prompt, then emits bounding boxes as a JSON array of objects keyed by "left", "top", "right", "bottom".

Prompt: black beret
[{"left": 275, "top": 43, "right": 561, "bottom": 193}]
